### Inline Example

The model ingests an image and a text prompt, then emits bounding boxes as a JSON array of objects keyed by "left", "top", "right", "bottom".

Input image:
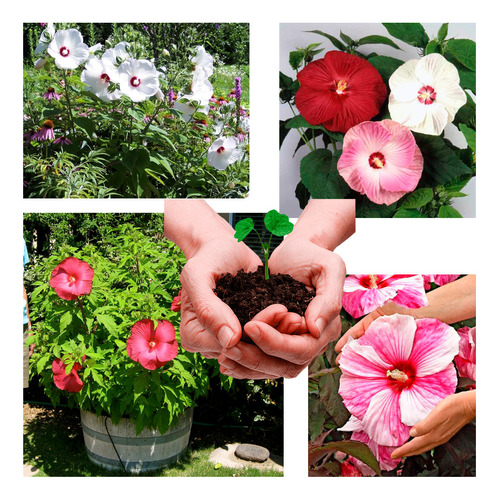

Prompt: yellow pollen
[
  {"left": 373, "top": 158, "right": 384, "bottom": 169},
  {"left": 368, "top": 274, "right": 379, "bottom": 289},
  {"left": 149, "top": 341, "right": 156, "bottom": 348},
  {"left": 386, "top": 369, "right": 408, "bottom": 383},
  {"left": 336, "top": 80, "right": 348, "bottom": 94}
]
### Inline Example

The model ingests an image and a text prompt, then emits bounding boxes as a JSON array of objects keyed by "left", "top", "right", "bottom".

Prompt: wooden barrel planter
[{"left": 80, "top": 407, "right": 194, "bottom": 474}]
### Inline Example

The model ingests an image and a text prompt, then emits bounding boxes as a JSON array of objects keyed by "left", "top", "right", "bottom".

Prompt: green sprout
[{"left": 234, "top": 210, "right": 294, "bottom": 280}]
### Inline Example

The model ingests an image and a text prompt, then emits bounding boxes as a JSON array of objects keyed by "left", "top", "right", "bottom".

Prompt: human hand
[
  {"left": 268, "top": 235, "right": 346, "bottom": 340},
  {"left": 219, "top": 304, "right": 338, "bottom": 379},
  {"left": 179, "top": 237, "right": 262, "bottom": 355},
  {"left": 391, "top": 390, "right": 476, "bottom": 459}
]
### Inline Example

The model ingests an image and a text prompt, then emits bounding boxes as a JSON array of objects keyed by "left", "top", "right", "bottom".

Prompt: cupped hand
[
  {"left": 268, "top": 235, "right": 346, "bottom": 339},
  {"left": 179, "top": 238, "right": 261, "bottom": 355},
  {"left": 391, "top": 391, "right": 476, "bottom": 459},
  {"left": 219, "top": 304, "right": 340, "bottom": 379}
]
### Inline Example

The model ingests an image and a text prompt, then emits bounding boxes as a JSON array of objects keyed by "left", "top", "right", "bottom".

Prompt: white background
[
  {"left": 280, "top": 23, "right": 476, "bottom": 217},
  {"left": 4, "top": 0, "right": 496, "bottom": 498}
]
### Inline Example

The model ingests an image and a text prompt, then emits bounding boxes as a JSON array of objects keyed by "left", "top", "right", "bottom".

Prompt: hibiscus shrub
[
  {"left": 27, "top": 224, "right": 221, "bottom": 434},
  {"left": 23, "top": 22, "right": 249, "bottom": 199},
  {"left": 280, "top": 23, "right": 475, "bottom": 217},
  {"left": 308, "top": 274, "right": 476, "bottom": 476}
]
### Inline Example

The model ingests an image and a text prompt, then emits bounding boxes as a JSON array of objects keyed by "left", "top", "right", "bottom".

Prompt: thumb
[{"left": 180, "top": 259, "right": 242, "bottom": 348}]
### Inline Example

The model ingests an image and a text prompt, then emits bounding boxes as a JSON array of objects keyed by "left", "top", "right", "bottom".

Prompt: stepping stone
[{"left": 235, "top": 443, "right": 270, "bottom": 463}]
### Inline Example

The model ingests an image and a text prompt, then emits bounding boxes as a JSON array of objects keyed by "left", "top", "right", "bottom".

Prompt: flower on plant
[
  {"left": 42, "top": 87, "right": 61, "bottom": 101},
  {"left": 53, "top": 135, "right": 72, "bottom": 146},
  {"left": 340, "top": 460, "right": 363, "bottom": 477},
  {"left": 171, "top": 293, "right": 181, "bottom": 312},
  {"left": 423, "top": 274, "right": 460, "bottom": 291},
  {"left": 454, "top": 326, "right": 476, "bottom": 382},
  {"left": 234, "top": 77, "right": 242, "bottom": 101},
  {"left": 47, "top": 28, "right": 89, "bottom": 69},
  {"left": 191, "top": 45, "right": 214, "bottom": 80},
  {"left": 207, "top": 136, "right": 242, "bottom": 170},
  {"left": 34, "top": 22, "right": 56, "bottom": 55},
  {"left": 52, "top": 357, "right": 85, "bottom": 393},
  {"left": 50, "top": 257, "right": 94, "bottom": 300},
  {"left": 117, "top": 58, "right": 160, "bottom": 102},
  {"left": 126, "top": 319, "right": 179, "bottom": 370},
  {"left": 34, "top": 120, "right": 55, "bottom": 141},
  {"left": 81, "top": 57, "right": 122, "bottom": 102},
  {"left": 388, "top": 53, "right": 467, "bottom": 136},
  {"left": 337, "top": 120, "right": 423, "bottom": 205},
  {"left": 342, "top": 274, "right": 428, "bottom": 318},
  {"left": 101, "top": 42, "right": 131, "bottom": 81},
  {"left": 295, "top": 51, "right": 387, "bottom": 133},
  {"left": 339, "top": 314, "right": 459, "bottom": 448}
]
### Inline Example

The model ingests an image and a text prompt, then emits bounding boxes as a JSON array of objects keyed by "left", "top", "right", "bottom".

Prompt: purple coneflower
[
  {"left": 34, "top": 120, "right": 55, "bottom": 141},
  {"left": 43, "top": 87, "right": 61, "bottom": 101},
  {"left": 53, "top": 135, "right": 72, "bottom": 146}
]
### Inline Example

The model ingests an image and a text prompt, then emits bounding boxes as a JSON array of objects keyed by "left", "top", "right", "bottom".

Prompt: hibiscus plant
[
  {"left": 23, "top": 22, "right": 249, "bottom": 199},
  {"left": 27, "top": 224, "right": 220, "bottom": 434},
  {"left": 280, "top": 23, "right": 476, "bottom": 218}
]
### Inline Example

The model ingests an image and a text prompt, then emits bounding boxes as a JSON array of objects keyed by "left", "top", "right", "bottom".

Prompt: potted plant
[{"left": 27, "top": 224, "right": 217, "bottom": 474}]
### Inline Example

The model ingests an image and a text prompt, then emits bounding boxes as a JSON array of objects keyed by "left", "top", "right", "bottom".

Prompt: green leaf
[
  {"left": 438, "top": 205, "right": 463, "bottom": 218},
  {"left": 446, "top": 39, "right": 476, "bottom": 71},
  {"left": 289, "top": 50, "right": 305, "bottom": 70},
  {"left": 300, "top": 149, "right": 350, "bottom": 199},
  {"left": 74, "top": 117, "right": 96, "bottom": 137},
  {"left": 339, "top": 31, "right": 354, "bottom": 46},
  {"left": 306, "top": 30, "right": 346, "bottom": 50},
  {"left": 96, "top": 314, "right": 118, "bottom": 333},
  {"left": 59, "top": 310, "right": 73, "bottom": 335},
  {"left": 356, "top": 198, "right": 398, "bottom": 218},
  {"left": 438, "top": 23, "right": 449, "bottom": 41},
  {"left": 393, "top": 208, "right": 427, "bottom": 218},
  {"left": 367, "top": 55, "right": 404, "bottom": 82},
  {"left": 400, "top": 188, "right": 434, "bottom": 209},
  {"left": 234, "top": 217, "right": 254, "bottom": 242},
  {"left": 357, "top": 35, "right": 401, "bottom": 50},
  {"left": 414, "top": 134, "right": 472, "bottom": 185},
  {"left": 264, "top": 210, "right": 294, "bottom": 237},
  {"left": 311, "top": 440, "right": 381, "bottom": 476},
  {"left": 121, "top": 147, "right": 150, "bottom": 172},
  {"left": 285, "top": 115, "right": 324, "bottom": 130},
  {"left": 382, "top": 23, "right": 429, "bottom": 48},
  {"left": 425, "top": 40, "right": 440, "bottom": 55},
  {"left": 459, "top": 123, "right": 476, "bottom": 152},
  {"left": 458, "top": 69, "right": 475, "bottom": 94}
]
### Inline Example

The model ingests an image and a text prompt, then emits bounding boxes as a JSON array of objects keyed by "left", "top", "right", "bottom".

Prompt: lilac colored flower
[
  {"left": 53, "top": 136, "right": 72, "bottom": 146},
  {"left": 34, "top": 120, "right": 55, "bottom": 141},
  {"left": 42, "top": 87, "right": 61, "bottom": 101},
  {"left": 167, "top": 87, "right": 175, "bottom": 106},
  {"left": 234, "top": 77, "right": 242, "bottom": 100}
]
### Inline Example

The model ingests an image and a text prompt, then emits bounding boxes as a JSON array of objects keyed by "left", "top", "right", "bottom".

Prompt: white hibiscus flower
[
  {"left": 47, "top": 28, "right": 89, "bottom": 69},
  {"left": 81, "top": 57, "right": 122, "bottom": 102},
  {"left": 207, "top": 136, "right": 242, "bottom": 170},
  {"left": 117, "top": 58, "right": 159, "bottom": 102},
  {"left": 388, "top": 53, "right": 467, "bottom": 135}
]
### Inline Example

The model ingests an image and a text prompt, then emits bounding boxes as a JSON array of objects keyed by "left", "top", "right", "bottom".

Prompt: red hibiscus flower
[
  {"left": 52, "top": 357, "right": 85, "bottom": 393},
  {"left": 295, "top": 51, "right": 387, "bottom": 133},
  {"left": 126, "top": 319, "right": 179, "bottom": 370},
  {"left": 171, "top": 292, "right": 181, "bottom": 312},
  {"left": 50, "top": 257, "right": 94, "bottom": 300}
]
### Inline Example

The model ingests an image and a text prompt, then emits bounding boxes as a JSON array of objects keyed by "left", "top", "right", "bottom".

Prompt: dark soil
[{"left": 214, "top": 266, "right": 315, "bottom": 331}]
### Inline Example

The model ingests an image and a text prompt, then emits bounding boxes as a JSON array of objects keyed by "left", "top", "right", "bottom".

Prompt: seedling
[{"left": 234, "top": 210, "right": 294, "bottom": 280}]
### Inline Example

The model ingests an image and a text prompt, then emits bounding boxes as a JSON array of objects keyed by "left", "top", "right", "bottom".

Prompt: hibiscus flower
[
  {"left": 81, "top": 57, "right": 122, "bottom": 102},
  {"left": 423, "top": 274, "right": 460, "bottom": 290},
  {"left": 52, "top": 357, "right": 85, "bottom": 393},
  {"left": 117, "top": 58, "right": 159, "bottom": 102},
  {"left": 342, "top": 274, "right": 428, "bottom": 318},
  {"left": 50, "top": 257, "right": 94, "bottom": 300},
  {"left": 388, "top": 53, "right": 467, "bottom": 135},
  {"left": 47, "top": 28, "right": 89, "bottom": 69},
  {"left": 126, "top": 319, "right": 178, "bottom": 370},
  {"left": 337, "top": 120, "right": 423, "bottom": 205},
  {"left": 339, "top": 314, "right": 459, "bottom": 447},
  {"left": 207, "top": 136, "right": 242, "bottom": 170},
  {"left": 295, "top": 51, "right": 386, "bottom": 133},
  {"left": 454, "top": 326, "right": 476, "bottom": 382}
]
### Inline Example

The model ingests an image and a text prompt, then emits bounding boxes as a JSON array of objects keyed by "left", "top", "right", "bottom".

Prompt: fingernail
[
  {"left": 409, "top": 427, "right": 418, "bottom": 437},
  {"left": 220, "top": 358, "right": 236, "bottom": 370},
  {"left": 315, "top": 318, "right": 327, "bottom": 334},
  {"left": 218, "top": 326, "right": 234, "bottom": 348},
  {"left": 226, "top": 346, "right": 242, "bottom": 361},
  {"left": 247, "top": 323, "right": 261, "bottom": 341}
]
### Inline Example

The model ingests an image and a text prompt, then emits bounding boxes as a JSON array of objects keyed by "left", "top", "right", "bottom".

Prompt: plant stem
[
  {"left": 288, "top": 102, "right": 313, "bottom": 151},
  {"left": 62, "top": 72, "right": 76, "bottom": 137},
  {"left": 77, "top": 297, "right": 90, "bottom": 334}
]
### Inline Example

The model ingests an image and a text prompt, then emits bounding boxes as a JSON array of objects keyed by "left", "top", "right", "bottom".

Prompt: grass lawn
[
  {"left": 212, "top": 64, "right": 250, "bottom": 106},
  {"left": 23, "top": 403, "right": 282, "bottom": 477}
]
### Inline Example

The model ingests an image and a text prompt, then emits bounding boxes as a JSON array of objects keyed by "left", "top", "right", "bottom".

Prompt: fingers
[
  {"left": 305, "top": 253, "right": 346, "bottom": 338},
  {"left": 391, "top": 435, "right": 440, "bottom": 459},
  {"left": 180, "top": 258, "right": 242, "bottom": 348},
  {"left": 250, "top": 304, "right": 308, "bottom": 334}
]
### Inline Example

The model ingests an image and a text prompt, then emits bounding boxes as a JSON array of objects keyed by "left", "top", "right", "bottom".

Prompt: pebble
[{"left": 235, "top": 443, "right": 270, "bottom": 463}]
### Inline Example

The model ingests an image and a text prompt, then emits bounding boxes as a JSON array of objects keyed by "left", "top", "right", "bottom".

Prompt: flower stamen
[
  {"left": 386, "top": 369, "right": 409, "bottom": 383},
  {"left": 417, "top": 85, "right": 437, "bottom": 105},
  {"left": 335, "top": 79, "right": 349, "bottom": 94},
  {"left": 130, "top": 76, "right": 141, "bottom": 87},
  {"left": 368, "top": 152, "right": 386, "bottom": 169},
  {"left": 60, "top": 46, "right": 70, "bottom": 57}
]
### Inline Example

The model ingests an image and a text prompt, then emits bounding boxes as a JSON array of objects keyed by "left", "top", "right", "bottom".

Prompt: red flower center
[
  {"left": 386, "top": 361, "right": 416, "bottom": 391},
  {"left": 368, "top": 152, "right": 386, "bottom": 169},
  {"left": 217, "top": 146, "right": 225, "bottom": 154},
  {"left": 130, "top": 76, "right": 141, "bottom": 87},
  {"left": 100, "top": 73, "right": 110, "bottom": 83},
  {"left": 359, "top": 274, "right": 388, "bottom": 289},
  {"left": 60, "top": 46, "right": 70, "bottom": 57},
  {"left": 417, "top": 85, "right": 437, "bottom": 105},
  {"left": 334, "top": 79, "right": 349, "bottom": 95}
]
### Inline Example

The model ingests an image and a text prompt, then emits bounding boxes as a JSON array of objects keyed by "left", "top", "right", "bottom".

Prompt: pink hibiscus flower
[
  {"left": 337, "top": 120, "right": 423, "bottom": 205},
  {"left": 342, "top": 274, "right": 428, "bottom": 318},
  {"left": 50, "top": 257, "right": 94, "bottom": 300},
  {"left": 170, "top": 293, "right": 181, "bottom": 312},
  {"left": 339, "top": 314, "right": 459, "bottom": 447},
  {"left": 52, "top": 357, "right": 85, "bottom": 393},
  {"left": 126, "top": 319, "right": 178, "bottom": 370},
  {"left": 340, "top": 460, "right": 363, "bottom": 477},
  {"left": 423, "top": 274, "right": 460, "bottom": 290},
  {"left": 454, "top": 326, "right": 476, "bottom": 382}
]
